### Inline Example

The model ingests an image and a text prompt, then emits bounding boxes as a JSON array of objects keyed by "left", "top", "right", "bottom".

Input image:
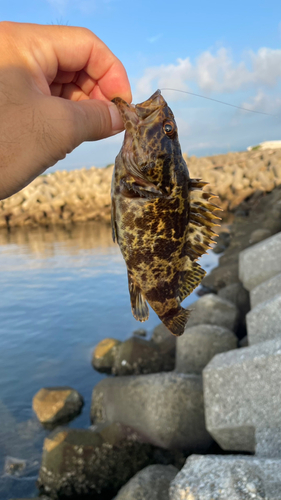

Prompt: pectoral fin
[
  {"left": 178, "top": 263, "right": 206, "bottom": 302},
  {"left": 128, "top": 273, "right": 149, "bottom": 322}
]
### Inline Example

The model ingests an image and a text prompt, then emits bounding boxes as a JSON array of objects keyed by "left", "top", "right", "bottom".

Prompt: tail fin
[{"left": 161, "top": 306, "right": 190, "bottom": 336}]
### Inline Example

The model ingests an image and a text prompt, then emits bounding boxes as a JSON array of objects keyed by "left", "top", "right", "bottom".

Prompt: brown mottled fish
[{"left": 111, "top": 90, "right": 220, "bottom": 336}]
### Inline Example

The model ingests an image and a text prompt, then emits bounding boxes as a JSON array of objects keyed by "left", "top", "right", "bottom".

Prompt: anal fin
[
  {"left": 161, "top": 307, "right": 190, "bottom": 337},
  {"left": 128, "top": 273, "right": 149, "bottom": 322}
]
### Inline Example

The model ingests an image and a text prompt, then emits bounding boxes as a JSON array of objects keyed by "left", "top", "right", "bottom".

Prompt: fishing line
[{"left": 160, "top": 88, "right": 274, "bottom": 116}]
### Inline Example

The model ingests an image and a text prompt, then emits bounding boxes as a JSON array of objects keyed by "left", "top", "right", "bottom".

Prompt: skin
[{"left": 0, "top": 21, "right": 132, "bottom": 200}]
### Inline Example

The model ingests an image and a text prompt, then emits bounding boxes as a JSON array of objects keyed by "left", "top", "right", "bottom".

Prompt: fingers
[{"left": 0, "top": 22, "right": 132, "bottom": 103}]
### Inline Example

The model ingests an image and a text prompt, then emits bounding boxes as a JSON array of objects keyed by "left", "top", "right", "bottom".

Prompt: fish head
[{"left": 112, "top": 90, "right": 183, "bottom": 192}]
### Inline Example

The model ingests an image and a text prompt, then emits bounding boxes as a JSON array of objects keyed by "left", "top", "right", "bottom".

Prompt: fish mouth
[{"left": 112, "top": 89, "right": 166, "bottom": 127}]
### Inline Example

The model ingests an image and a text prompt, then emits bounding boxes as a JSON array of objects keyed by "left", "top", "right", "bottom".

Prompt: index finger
[{"left": 4, "top": 22, "right": 132, "bottom": 103}]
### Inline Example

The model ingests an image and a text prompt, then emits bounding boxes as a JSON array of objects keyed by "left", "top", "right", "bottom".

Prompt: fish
[{"left": 111, "top": 90, "right": 220, "bottom": 336}]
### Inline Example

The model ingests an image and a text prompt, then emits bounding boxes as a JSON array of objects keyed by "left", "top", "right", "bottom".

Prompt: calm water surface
[{"left": 0, "top": 222, "right": 219, "bottom": 499}]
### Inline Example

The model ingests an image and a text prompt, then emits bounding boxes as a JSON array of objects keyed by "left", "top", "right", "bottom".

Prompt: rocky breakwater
[
  {"left": 0, "top": 166, "right": 113, "bottom": 229},
  {"left": 2, "top": 147, "right": 281, "bottom": 230}
]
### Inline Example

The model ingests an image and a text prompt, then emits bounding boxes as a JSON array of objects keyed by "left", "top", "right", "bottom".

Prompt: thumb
[{"left": 39, "top": 96, "right": 124, "bottom": 158}]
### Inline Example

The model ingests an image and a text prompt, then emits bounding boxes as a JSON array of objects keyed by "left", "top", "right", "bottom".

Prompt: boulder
[
  {"left": 250, "top": 272, "right": 281, "bottom": 308},
  {"left": 92, "top": 336, "right": 175, "bottom": 376},
  {"left": 176, "top": 325, "right": 237, "bottom": 374},
  {"left": 218, "top": 282, "right": 250, "bottom": 319},
  {"left": 32, "top": 387, "right": 83, "bottom": 427},
  {"left": 92, "top": 338, "right": 122, "bottom": 373},
  {"left": 201, "top": 262, "right": 239, "bottom": 291},
  {"left": 246, "top": 294, "right": 281, "bottom": 345},
  {"left": 37, "top": 423, "right": 154, "bottom": 499},
  {"left": 169, "top": 454, "right": 281, "bottom": 500},
  {"left": 187, "top": 294, "right": 239, "bottom": 332},
  {"left": 203, "top": 338, "right": 281, "bottom": 456},
  {"left": 249, "top": 228, "right": 272, "bottom": 244},
  {"left": 239, "top": 232, "right": 281, "bottom": 291},
  {"left": 91, "top": 372, "right": 212, "bottom": 452},
  {"left": 114, "top": 464, "right": 178, "bottom": 500}
]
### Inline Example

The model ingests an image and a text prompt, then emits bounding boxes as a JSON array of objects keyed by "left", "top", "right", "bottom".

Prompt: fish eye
[{"left": 163, "top": 121, "right": 175, "bottom": 137}]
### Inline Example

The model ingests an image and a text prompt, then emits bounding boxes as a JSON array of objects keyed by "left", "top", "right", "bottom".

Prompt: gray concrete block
[
  {"left": 176, "top": 325, "right": 237, "bottom": 374},
  {"left": 114, "top": 464, "right": 178, "bottom": 500},
  {"left": 203, "top": 338, "right": 281, "bottom": 457},
  {"left": 246, "top": 294, "right": 281, "bottom": 345},
  {"left": 251, "top": 272, "right": 281, "bottom": 308},
  {"left": 169, "top": 455, "right": 281, "bottom": 500},
  {"left": 91, "top": 372, "right": 212, "bottom": 452},
  {"left": 239, "top": 232, "right": 281, "bottom": 291},
  {"left": 187, "top": 294, "right": 239, "bottom": 332}
]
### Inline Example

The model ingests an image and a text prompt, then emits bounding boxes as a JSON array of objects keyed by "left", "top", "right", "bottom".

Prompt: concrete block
[
  {"left": 169, "top": 455, "right": 281, "bottom": 500},
  {"left": 239, "top": 232, "right": 281, "bottom": 291},
  {"left": 176, "top": 325, "right": 237, "bottom": 374},
  {"left": 246, "top": 294, "right": 281, "bottom": 345},
  {"left": 187, "top": 294, "right": 239, "bottom": 332},
  {"left": 203, "top": 338, "right": 281, "bottom": 457},
  {"left": 251, "top": 272, "right": 281, "bottom": 308},
  {"left": 91, "top": 372, "right": 212, "bottom": 452}
]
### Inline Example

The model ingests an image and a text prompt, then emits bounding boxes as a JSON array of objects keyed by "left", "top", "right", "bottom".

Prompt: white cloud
[
  {"left": 135, "top": 47, "right": 281, "bottom": 101},
  {"left": 242, "top": 90, "right": 281, "bottom": 114}
]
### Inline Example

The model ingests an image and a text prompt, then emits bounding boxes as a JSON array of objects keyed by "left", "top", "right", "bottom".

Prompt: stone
[
  {"left": 37, "top": 423, "right": 154, "bottom": 499},
  {"left": 203, "top": 338, "right": 281, "bottom": 456},
  {"left": 4, "top": 456, "right": 26, "bottom": 476},
  {"left": 239, "top": 232, "right": 281, "bottom": 291},
  {"left": 91, "top": 372, "right": 212, "bottom": 452},
  {"left": 112, "top": 337, "right": 173, "bottom": 375},
  {"left": 175, "top": 325, "right": 237, "bottom": 374},
  {"left": 133, "top": 328, "right": 147, "bottom": 337},
  {"left": 250, "top": 272, "right": 281, "bottom": 308},
  {"left": 246, "top": 294, "right": 281, "bottom": 345},
  {"left": 92, "top": 338, "right": 122, "bottom": 373},
  {"left": 32, "top": 387, "right": 83, "bottom": 427},
  {"left": 114, "top": 464, "right": 178, "bottom": 500},
  {"left": 187, "top": 294, "right": 239, "bottom": 332},
  {"left": 169, "top": 454, "right": 281, "bottom": 500},
  {"left": 218, "top": 282, "right": 250, "bottom": 318},
  {"left": 93, "top": 336, "right": 175, "bottom": 376},
  {"left": 238, "top": 335, "right": 248, "bottom": 347},
  {"left": 201, "top": 262, "right": 240, "bottom": 291},
  {"left": 249, "top": 228, "right": 272, "bottom": 244}
]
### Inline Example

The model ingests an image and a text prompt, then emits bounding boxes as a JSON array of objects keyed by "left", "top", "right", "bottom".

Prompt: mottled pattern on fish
[{"left": 111, "top": 90, "right": 220, "bottom": 336}]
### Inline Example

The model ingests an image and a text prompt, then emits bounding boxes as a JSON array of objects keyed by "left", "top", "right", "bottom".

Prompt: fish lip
[
  {"left": 112, "top": 89, "right": 167, "bottom": 126},
  {"left": 112, "top": 97, "right": 139, "bottom": 127}
]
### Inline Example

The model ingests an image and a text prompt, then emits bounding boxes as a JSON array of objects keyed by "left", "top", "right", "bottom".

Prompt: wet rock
[
  {"left": 212, "top": 231, "right": 231, "bottom": 254},
  {"left": 169, "top": 454, "right": 281, "bottom": 500},
  {"left": 112, "top": 337, "right": 173, "bottom": 375},
  {"left": 93, "top": 334, "right": 175, "bottom": 376},
  {"left": 250, "top": 272, "right": 281, "bottom": 308},
  {"left": 91, "top": 372, "right": 212, "bottom": 452},
  {"left": 4, "top": 456, "right": 26, "bottom": 476},
  {"left": 37, "top": 423, "right": 154, "bottom": 499},
  {"left": 114, "top": 464, "right": 178, "bottom": 500},
  {"left": 32, "top": 387, "right": 83, "bottom": 427},
  {"left": 201, "top": 262, "right": 239, "bottom": 291},
  {"left": 176, "top": 325, "right": 237, "bottom": 374},
  {"left": 239, "top": 232, "right": 281, "bottom": 291},
  {"left": 249, "top": 228, "right": 272, "bottom": 244},
  {"left": 204, "top": 338, "right": 281, "bottom": 456},
  {"left": 92, "top": 338, "right": 122, "bottom": 373},
  {"left": 132, "top": 328, "right": 147, "bottom": 337},
  {"left": 187, "top": 294, "right": 239, "bottom": 332},
  {"left": 246, "top": 294, "right": 281, "bottom": 345}
]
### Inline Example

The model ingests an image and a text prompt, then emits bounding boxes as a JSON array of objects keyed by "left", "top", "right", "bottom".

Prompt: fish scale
[{"left": 111, "top": 90, "right": 220, "bottom": 336}]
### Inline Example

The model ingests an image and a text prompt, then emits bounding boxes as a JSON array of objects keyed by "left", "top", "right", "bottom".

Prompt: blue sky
[{"left": 2, "top": 0, "right": 281, "bottom": 170}]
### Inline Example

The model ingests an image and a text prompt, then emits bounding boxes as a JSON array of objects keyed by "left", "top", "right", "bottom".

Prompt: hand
[{"left": 0, "top": 22, "right": 132, "bottom": 200}]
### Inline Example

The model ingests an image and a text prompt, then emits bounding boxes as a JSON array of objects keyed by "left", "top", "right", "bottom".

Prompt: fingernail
[{"left": 108, "top": 102, "right": 124, "bottom": 133}]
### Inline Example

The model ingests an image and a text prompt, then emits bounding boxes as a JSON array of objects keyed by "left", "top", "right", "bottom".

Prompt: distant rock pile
[
  {"left": 184, "top": 147, "right": 281, "bottom": 212},
  {"left": 1, "top": 148, "right": 281, "bottom": 229}
]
